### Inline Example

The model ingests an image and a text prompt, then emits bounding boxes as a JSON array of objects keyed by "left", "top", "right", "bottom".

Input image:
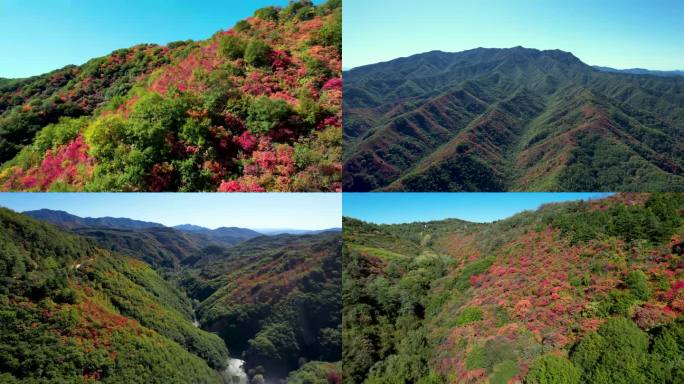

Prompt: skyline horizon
[
  {"left": 14, "top": 207, "right": 342, "bottom": 231},
  {"left": 343, "top": 193, "right": 613, "bottom": 225},
  {"left": 0, "top": 193, "right": 341, "bottom": 230},
  {"left": 0, "top": 0, "right": 325, "bottom": 79}
]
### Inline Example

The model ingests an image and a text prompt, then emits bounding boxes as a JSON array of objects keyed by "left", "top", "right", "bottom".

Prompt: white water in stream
[
  {"left": 191, "top": 311, "right": 248, "bottom": 383},
  {"left": 223, "top": 358, "right": 248, "bottom": 384}
]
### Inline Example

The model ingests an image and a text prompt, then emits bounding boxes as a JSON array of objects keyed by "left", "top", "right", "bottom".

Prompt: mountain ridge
[
  {"left": 593, "top": 65, "right": 684, "bottom": 77},
  {"left": 22, "top": 207, "right": 335, "bottom": 238},
  {"left": 343, "top": 46, "right": 684, "bottom": 192},
  {"left": 23, "top": 208, "right": 165, "bottom": 229}
]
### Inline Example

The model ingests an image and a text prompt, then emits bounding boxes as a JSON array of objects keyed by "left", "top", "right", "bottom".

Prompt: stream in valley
[{"left": 192, "top": 310, "right": 248, "bottom": 383}]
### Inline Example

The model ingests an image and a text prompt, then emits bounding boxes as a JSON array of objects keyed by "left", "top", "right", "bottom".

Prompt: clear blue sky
[
  {"left": 344, "top": 0, "right": 684, "bottom": 70},
  {"left": 344, "top": 193, "right": 613, "bottom": 224},
  {"left": 0, "top": 0, "right": 322, "bottom": 78},
  {"left": 0, "top": 193, "right": 341, "bottom": 230}
]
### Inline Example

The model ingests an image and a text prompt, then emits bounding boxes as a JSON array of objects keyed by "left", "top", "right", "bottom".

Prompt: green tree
[
  {"left": 219, "top": 35, "right": 246, "bottom": 60},
  {"left": 246, "top": 96, "right": 292, "bottom": 134},
  {"left": 571, "top": 318, "right": 649, "bottom": 384},
  {"left": 254, "top": 6, "right": 280, "bottom": 22},
  {"left": 315, "top": 8, "right": 341, "bottom": 51},
  {"left": 625, "top": 270, "right": 651, "bottom": 301},
  {"left": 525, "top": 354, "right": 581, "bottom": 384},
  {"left": 244, "top": 40, "right": 273, "bottom": 67}
]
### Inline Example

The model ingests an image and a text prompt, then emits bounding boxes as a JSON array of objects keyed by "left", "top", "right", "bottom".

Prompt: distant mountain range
[
  {"left": 344, "top": 46, "right": 684, "bottom": 192},
  {"left": 24, "top": 208, "right": 163, "bottom": 229},
  {"left": 257, "top": 227, "right": 343, "bottom": 235},
  {"left": 22, "top": 208, "right": 337, "bottom": 245},
  {"left": 593, "top": 65, "right": 684, "bottom": 77}
]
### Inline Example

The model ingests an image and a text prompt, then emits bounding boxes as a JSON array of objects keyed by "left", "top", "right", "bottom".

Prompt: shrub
[
  {"left": 244, "top": 40, "right": 272, "bottom": 67},
  {"left": 246, "top": 96, "right": 292, "bottom": 134},
  {"left": 525, "top": 354, "right": 581, "bottom": 384},
  {"left": 219, "top": 35, "right": 246, "bottom": 60},
  {"left": 317, "top": 0, "right": 342, "bottom": 16},
  {"left": 454, "top": 307, "right": 483, "bottom": 326},
  {"left": 625, "top": 270, "right": 651, "bottom": 301},
  {"left": 281, "top": 0, "right": 315, "bottom": 21},
  {"left": 297, "top": 92, "right": 323, "bottom": 125},
  {"left": 315, "top": 8, "right": 341, "bottom": 51},
  {"left": 254, "top": 6, "right": 280, "bottom": 22},
  {"left": 466, "top": 345, "right": 486, "bottom": 370},
  {"left": 234, "top": 20, "right": 251, "bottom": 33},
  {"left": 598, "top": 290, "right": 637, "bottom": 316},
  {"left": 452, "top": 256, "right": 495, "bottom": 291},
  {"left": 84, "top": 116, "right": 127, "bottom": 160},
  {"left": 490, "top": 360, "right": 519, "bottom": 384},
  {"left": 32, "top": 117, "right": 89, "bottom": 154}
]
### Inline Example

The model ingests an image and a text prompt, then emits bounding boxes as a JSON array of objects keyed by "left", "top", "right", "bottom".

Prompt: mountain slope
[
  {"left": 343, "top": 193, "right": 684, "bottom": 383},
  {"left": 343, "top": 47, "right": 684, "bottom": 191},
  {"left": 0, "top": 0, "right": 341, "bottom": 192},
  {"left": 0, "top": 208, "right": 230, "bottom": 383}
]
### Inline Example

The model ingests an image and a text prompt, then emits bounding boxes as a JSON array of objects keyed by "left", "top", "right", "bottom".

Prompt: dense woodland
[
  {"left": 343, "top": 193, "right": 684, "bottom": 383},
  {"left": 0, "top": 0, "right": 341, "bottom": 192}
]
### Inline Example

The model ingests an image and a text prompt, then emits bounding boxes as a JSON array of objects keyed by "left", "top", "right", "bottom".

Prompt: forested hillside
[
  {"left": 0, "top": 0, "right": 341, "bottom": 192},
  {"left": 0, "top": 208, "right": 230, "bottom": 383},
  {"left": 343, "top": 47, "right": 684, "bottom": 192},
  {"left": 20, "top": 208, "right": 343, "bottom": 383},
  {"left": 343, "top": 193, "right": 684, "bottom": 383}
]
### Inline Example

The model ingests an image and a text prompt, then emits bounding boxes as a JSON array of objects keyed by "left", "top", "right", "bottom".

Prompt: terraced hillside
[
  {"left": 343, "top": 47, "right": 684, "bottom": 192},
  {"left": 0, "top": 0, "right": 341, "bottom": 192},
  {"left": 343, "top": 193, "right": 684, "bottom": 383}
]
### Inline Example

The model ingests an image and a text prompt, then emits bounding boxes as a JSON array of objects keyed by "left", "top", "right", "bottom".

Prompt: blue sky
[
  {"left": 0, "top": 193, "right": 341, "bottom": 230},
  {"left": 0, "top": 0, "right": 322, "bottom": 78},
  {"left": 344, "top": 193, "right": 613, "bottom": 224},
  {"left": 344, "top": 0, "right": 684, "bottom": 70}
]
